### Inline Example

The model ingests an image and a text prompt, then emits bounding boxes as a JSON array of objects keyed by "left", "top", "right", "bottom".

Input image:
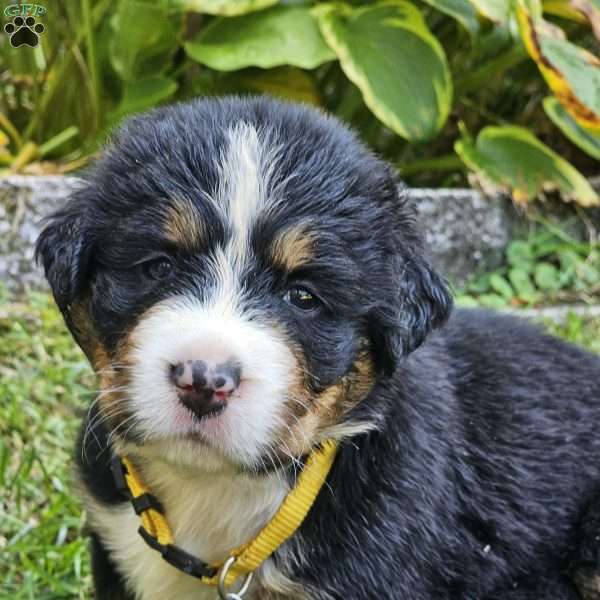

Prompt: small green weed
[
  {"left": 544, "top": 312, "right": 600, "bottom": 356},
  {"left": 457, "top": 221, "right": 600, "bottom": 309}
]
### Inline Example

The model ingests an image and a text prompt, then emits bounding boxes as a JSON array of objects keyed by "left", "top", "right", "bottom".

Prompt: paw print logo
[{"left": 4, "top": 16, "right": 45, "bottom": 48}]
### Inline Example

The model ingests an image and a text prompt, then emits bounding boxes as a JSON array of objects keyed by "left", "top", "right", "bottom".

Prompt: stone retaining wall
[{"left": 0, "top": 174, "right": 543, "bottom": 294}]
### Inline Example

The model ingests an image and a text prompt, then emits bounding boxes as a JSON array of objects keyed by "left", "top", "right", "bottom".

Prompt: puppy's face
[{"left": 37, "top": 98, "right": 451, "bottom": 472}]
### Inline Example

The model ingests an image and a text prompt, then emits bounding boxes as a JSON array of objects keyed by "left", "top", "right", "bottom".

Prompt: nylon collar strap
[{"left": 110, "top": 440, "right": 338, "bottom": 588}]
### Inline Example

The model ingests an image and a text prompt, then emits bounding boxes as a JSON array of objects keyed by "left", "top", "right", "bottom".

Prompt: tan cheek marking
[
  {"left": 96, "top": 330, "right": 137, "bottom": 420},
  {"left": 270, "top": 225, "right": 316, "bottom": 272},
  {"left": 69, "top": 301, "right": 109, "bottom": 370},
  {"left": 69, "top": 300, "right": 136, "bottom": 427},
  {"left": 283, "top": 351, "right": 376, "bottom": 456},
  {"left": 163, "top": 197, "right": 204, "bottom": 251}
]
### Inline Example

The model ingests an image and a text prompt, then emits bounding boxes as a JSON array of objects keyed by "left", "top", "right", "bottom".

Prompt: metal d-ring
[{"left": 217, "top": 556, "right": 254, "bottom": 600}]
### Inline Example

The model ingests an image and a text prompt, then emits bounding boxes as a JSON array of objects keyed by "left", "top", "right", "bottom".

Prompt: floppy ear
[
  {"left": 35, "top": 205, "right": 93, "bottom": 315},
  {"left": 369, "top": 181, "right": 453, "bottom": 375},
  {"left": 372, "top": 253, "right": 453, "bottom": 375},
  {"left": 396, "top": 253, "right": 453, "bottom": 354}
]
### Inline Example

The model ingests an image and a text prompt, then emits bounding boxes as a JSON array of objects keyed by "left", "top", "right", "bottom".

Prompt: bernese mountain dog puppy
[{"left": 36, "top": 96, "right": 600, "bottom": 600}]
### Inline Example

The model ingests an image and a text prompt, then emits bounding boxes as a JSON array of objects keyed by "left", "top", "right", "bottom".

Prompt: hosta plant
[{"left": 0, "top": 0, "right": 598, "bottom": 205}]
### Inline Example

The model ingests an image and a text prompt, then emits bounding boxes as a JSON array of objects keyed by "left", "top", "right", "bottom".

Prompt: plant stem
[
  {"left": 0, "top": 151, "right": 13, "bottom": 166},
  {"left": 11, "top": 142, "right": 39, "bottom": 172},
  {"left": 0, "top": 113, "right": 23, "bottom": 148},
  {"left": 81, "top": 0, "right": 101, "bottom": 119},
  {"left": 399, "top": 154, "right": 464, "bottom": 176},
  {"left": 39, "top": 126, "right": 80, "bottom": 158}
]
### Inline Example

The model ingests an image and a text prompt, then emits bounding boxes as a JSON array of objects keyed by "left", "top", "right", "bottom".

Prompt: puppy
[{"left": 37, "top": 96, "right": 600, "bottom": 600}]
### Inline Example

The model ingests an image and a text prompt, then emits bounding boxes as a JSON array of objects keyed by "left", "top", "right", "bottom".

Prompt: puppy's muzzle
[{"left": 169, "top": 358, "right": 241, "bottom": 419}]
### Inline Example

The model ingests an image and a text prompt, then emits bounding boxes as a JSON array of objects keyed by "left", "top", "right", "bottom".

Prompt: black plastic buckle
[
  {"left": 138, "top": 527, "right": 217, "bottom": 579},
  {"left": 110, "top": 456, "right": 131, "bottom": 499},
  {"left": 131, "top": 492, "right": 164, "bottom": 515},
  {"left": 138, "top": 526, "right": 164, "bottom": 552},
  {"left": 162, "top": 544, "right": 217, "bottom": 578}
]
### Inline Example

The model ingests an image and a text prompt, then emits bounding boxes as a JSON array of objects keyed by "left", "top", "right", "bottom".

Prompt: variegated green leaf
[
  {"left": 455, "top": 125, "right": 599, "bottom": 206},
  {"left": 543, "top": 0, "right": 600, "bottom": 39},
  {"left": 544, "top": 96, "right": 600, "bottom": 160},
  {"left": 468, "top": 0, "right": 512, "bottom": 22},
  {"left": 185, "top": 5, "right": 334, "bottom": 71},
  {"left": 422, "top": 0, "right": 480, "bottom": 33},
  {"left": 517, "top": 0, "right": 600, "bottom": 131},
  {"left": 315, "top": 1, "right": 452, "bottom": 141},
  {"left": 175, "top": 0, "right": 278, "bottom": 15},
  {"left": 109, "top": 1, "right": 179, "bottom": 81}
]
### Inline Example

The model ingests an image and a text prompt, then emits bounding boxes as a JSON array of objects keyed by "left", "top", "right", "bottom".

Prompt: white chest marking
[{"left": 86, "top": 464, "right": 288, "bottom": 600}]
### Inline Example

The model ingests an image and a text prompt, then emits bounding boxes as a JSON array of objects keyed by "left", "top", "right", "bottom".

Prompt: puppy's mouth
[{"left": 175, "top": 385, "right": 229, "bottom": 421}]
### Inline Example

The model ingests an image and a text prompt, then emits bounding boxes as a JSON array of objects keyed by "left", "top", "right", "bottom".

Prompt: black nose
[{"left": 170, "top": 359, "right": 241, "bottom": 419}]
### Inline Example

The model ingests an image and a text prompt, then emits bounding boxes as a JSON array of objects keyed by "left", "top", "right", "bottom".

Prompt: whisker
[
  {"left": 106, "top": 414, "right": 139, "bottom": 447},
  {"left": 82, "top": 402, "right": 130, "bottom": 462}
]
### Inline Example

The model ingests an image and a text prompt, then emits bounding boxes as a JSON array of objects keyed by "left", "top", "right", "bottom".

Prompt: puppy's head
[{"left": 36, "top": 97, "right": 452, "bottom": 471}]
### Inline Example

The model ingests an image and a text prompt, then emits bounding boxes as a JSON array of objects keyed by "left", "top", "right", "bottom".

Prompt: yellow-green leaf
[
  {"left": 421, "top": 0, "right": 480, "bottom": 33},
  {"left": 185, "top": 5, "right": 334, "bottom": 71},
  {"left": 489, "top": 273, "right": 514, "bottom": 300},
  {"left": 239, "top": 67, "right": 322, "bottom": 105},
  {"left": 543, "top": 0, "right": 600, "bottom": 39},
  {"left": 517, "top": 0, "right": 600, "bottom": 131},
  {"left": 315, "top": 1, "right": 452, "bottom": 141},
  {"left": 111, "top": 77, "right": 178, "bottom": 122},
  {"left": 509, "top": 267, "right": 538, "bottom": 302},
  {"left": 455, "top": 125, "right": 599, "bottom": 206},
  {"left": 534, "top": 262, "right": 562, "bottom": 291},
  {"left": 175, "top": 0, "right": 278, "bottom": 15},
  {"left": 109, "top": 1, "right": 179, "bottom": 81},
  {"left": 468, "top": 0, "right": 512, "bottom": 22},
  {"left": 543, "top": 96, "right": 600, "bottom": 159}
]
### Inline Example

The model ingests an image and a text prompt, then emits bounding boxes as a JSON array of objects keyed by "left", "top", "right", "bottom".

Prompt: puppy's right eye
[{"left": 141, "top": 256, "right": 173, "bottom": 280}]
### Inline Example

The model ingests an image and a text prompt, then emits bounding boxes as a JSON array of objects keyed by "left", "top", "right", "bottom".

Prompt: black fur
[
  {"left": 90, "top": 532, "right": 133, "bottom": 600},
  {"left": 37, "top": 96, "right": 600, "bottom": 599},
  {"left": 291, "top": 311, "right": 600, "bottom": 598}
]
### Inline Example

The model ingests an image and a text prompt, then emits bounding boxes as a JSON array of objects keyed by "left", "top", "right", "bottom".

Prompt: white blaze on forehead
[
  {"left": 205, "top": 245, "right": 242, "bottom": 317},
  {"left": 217, "top": 121, "right": 280, "bottom": 273},
  {"left": 204, "top": 121, "right": 281, "bottom": 316}
]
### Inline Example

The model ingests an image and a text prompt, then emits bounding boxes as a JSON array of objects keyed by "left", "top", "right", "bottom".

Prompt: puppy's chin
[{"left": 116, "top": 435, "right": 244, "bottom": 475}]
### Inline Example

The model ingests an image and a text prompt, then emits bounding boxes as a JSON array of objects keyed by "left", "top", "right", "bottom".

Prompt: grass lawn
[{"left": 1, "top": 290, "right": 600, "bottom": 599}]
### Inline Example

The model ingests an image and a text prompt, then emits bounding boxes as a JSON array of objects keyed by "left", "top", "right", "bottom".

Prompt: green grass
[
  {"left": 543, "top": 313, "right": 600, "bottom": 356},
  {"left": 0, "top": 290, "right": 94, "bottom": 599},
  {"left": 1, "top": 290, "right": 600, "bottom": 599}
]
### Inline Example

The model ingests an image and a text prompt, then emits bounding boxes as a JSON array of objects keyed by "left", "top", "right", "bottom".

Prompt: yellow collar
[{"left": 111, "top": 440, "right": 338, "bottom": 593}]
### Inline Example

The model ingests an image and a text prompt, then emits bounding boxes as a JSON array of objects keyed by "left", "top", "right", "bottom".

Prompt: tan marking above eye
[
  {"left": 270, "top": 225, "right": 316, "bottom": 271},
  {"left": 163, "top": 197, "right": 205, "bottom": 251}
]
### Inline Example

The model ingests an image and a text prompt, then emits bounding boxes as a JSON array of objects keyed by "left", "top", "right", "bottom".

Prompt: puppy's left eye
[
  {"left": 141, "top": 256, "right": 173, "bottom": 280},
  {"left": 284, "top": 286, "right": 321, "bottom": 311}
]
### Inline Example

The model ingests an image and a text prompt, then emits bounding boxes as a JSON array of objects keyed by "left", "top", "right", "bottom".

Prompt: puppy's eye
[
  {"left": 141, "top": 256, "right": 173, "bottom": 280},
  {"left": 284, "top": 286, "right": 321, "bottom": 311}
]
